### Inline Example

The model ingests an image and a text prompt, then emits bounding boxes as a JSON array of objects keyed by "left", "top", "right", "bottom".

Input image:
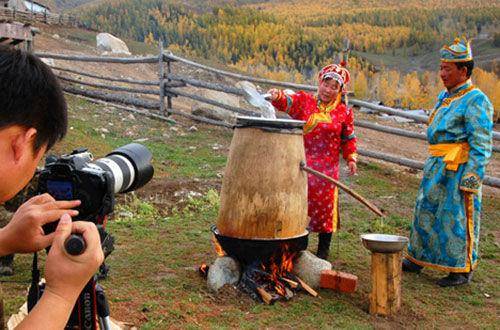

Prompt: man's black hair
[
  {"left": 0, "top": 45, "right": 67, "bottom": 151},
  {"left": 455, "top": 60, "right": 474, "bottom": 78}
]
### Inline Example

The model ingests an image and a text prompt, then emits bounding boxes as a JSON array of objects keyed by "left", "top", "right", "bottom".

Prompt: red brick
[
  {"left": 320, "top": 270, "right": 339, "bottom": 290},
  {"left": 337, "top": 271, "right": 358, "bottom": 293},
  {"left": 320, "top": 270, "right": 358, "bottom": 293}
]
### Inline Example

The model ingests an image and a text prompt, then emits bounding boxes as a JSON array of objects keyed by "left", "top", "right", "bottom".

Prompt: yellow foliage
[
  {"left": 474, "top": 68, "right": 500, "bottom": 121},
  {"left": 353, "top": 71, "right": 368, "bottom": 99}
]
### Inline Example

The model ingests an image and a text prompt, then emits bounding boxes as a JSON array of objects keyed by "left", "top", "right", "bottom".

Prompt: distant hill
[
  {"left": 73, "top": 0, "right": 499, "bottom": 109},
  {"left": 79, "top": 0, "right": 498, "bottom": 74},
  {"left": 53, "top": 0, "right": 99, "bottom": 11}
]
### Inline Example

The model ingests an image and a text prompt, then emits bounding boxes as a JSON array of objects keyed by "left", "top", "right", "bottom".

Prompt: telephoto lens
[{"left": 94, "top": 143, "right": 154, "bottom": 193}]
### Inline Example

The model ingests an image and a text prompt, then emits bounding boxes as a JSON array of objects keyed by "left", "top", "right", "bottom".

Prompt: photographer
[{"left": 0, "top": 45, "right": 103, "bottom": 328}]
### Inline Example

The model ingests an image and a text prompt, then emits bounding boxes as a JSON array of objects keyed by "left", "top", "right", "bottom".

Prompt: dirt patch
[
  {"left": 206, "top": 284, "right": 256, "bottom": 308},
  {"left": 119, "top": 177, "right": 221, "bottom": 215}
]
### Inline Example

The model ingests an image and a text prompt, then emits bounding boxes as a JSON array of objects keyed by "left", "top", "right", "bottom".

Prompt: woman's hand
[
  {"left": 267, "top": 88, "right": 280, "bottom": 101},
  {"left": 347, "top": 161, "right": 357, "bottom": 176}
]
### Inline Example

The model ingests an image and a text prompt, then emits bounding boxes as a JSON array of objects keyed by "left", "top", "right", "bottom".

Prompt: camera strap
[{"left": 27, "top": 252, "right": 40, "bottom": 312}]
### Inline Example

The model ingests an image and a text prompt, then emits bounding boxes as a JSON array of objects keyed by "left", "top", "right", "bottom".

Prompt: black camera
[
  {"left": 38, "top": 143, "right": 154, "bottom": 223},
  {"left": 27, "top": 143, "right": 154, "bottom": 329}
]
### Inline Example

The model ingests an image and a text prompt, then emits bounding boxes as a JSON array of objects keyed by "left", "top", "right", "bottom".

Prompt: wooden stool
[{"left": 369, "top": 251, "right": 402, "bottom": 316}]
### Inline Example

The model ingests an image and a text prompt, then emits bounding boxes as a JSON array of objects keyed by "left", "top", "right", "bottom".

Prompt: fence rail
[
  {"left": 34, "top": 50, "right": 500, "bottom": 188},
  {"left": 0, "top": 7, "right": 77, "bottom": 26}
]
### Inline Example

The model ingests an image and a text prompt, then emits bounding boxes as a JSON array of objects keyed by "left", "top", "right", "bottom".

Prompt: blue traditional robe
[{"left": 407, "top": 79, "right": 494, "bottom": 272}]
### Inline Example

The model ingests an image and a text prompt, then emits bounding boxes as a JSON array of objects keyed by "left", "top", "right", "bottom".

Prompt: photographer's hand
[
  {"left": 16, "top": 214, "right": 104, "bottom": 330},
  {"left": 0, "top": 193, "right": 80, "bottom": 256}
]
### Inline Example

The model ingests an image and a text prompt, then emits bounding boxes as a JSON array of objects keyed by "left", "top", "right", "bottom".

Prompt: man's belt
[{"left": 429, "top": 142, "right": 469, "bottom": 171}]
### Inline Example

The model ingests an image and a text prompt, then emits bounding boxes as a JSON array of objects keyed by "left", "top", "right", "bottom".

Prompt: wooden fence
[
  {"left": 0, "top": 7, "right": 77, "bottom": 26},
  {"left": 34, "top": 47, "right": 500, "bottom": 188}
]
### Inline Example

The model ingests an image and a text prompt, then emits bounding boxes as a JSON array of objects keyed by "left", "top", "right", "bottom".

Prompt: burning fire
[
  {"left": 254, "top": 244, "right": 298, "bottom": 300},
  {"left": 211, "top": 235, "right": 226, "bottom": 257}
]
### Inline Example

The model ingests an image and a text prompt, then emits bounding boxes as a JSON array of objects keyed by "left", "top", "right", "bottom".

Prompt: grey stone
[
  {"left": 96, "top": 33, "right": 131, "bottom": 55},
  {"left": 292, "top": 250, "right": 332, "bottom": 288},
  {"left": 207, "top": 256, "right": 241, "bottom": 293}
]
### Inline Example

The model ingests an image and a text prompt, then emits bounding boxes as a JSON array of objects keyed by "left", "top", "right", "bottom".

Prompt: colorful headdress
[
  {"left": 440, "top": 37, "right": 473, "bottom": 62},
  {"left": 318, "top": 64, "right": 351, "bottom": 86}
]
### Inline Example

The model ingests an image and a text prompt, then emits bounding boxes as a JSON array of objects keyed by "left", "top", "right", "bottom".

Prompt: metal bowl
[{"left": 360, "top": 233, "right": 409, "bottom": 253}]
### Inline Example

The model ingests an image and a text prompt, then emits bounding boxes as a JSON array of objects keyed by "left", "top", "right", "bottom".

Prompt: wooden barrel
[{"left": 217, "top": 116, "right": 308, "bottom": 240}]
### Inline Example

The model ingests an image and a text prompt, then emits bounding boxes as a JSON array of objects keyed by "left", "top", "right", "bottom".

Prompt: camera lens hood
[{"left": 106, "top": 143, "right": 154, "bottom": 192}]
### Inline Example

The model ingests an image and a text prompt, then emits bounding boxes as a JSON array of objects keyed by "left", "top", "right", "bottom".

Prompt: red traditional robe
[{"left": 272, "top": 91, "right": 357, "bottom": 233}]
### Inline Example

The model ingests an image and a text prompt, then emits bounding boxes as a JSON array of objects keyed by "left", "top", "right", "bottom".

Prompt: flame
[
  {"left": 211, "top": 235, "right": 226, "bottom": 257},
  {"left": 260, "top": 244, "right": 296, "bottom": 298},
  {"left": 199, "top": 263, "right": 209, "bottom": 277}
]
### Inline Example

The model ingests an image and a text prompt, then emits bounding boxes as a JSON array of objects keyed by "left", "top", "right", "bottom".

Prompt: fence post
[
  {"left": 166, "top": 51, "right": 173, "bottom": 113},
  {"left": 158, "top": 40, "right": 165, "bottom": 115}
]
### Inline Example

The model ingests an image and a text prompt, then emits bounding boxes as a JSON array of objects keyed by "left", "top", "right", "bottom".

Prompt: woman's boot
[{"left": 316, "top": 233, "right": 332, "bottom": 260}]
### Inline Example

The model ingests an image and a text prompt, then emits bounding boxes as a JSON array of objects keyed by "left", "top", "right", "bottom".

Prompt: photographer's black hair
[
  {"left": 0, "top": 45, "right": 67, "bottom": 151},
  {"left": 455, "top": 60, "right": 474, "bottom": 78}
]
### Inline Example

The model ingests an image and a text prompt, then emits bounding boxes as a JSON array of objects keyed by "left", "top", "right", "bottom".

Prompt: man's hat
[{"left": 440, "top": 37, "right": 473, "bottom": 62}]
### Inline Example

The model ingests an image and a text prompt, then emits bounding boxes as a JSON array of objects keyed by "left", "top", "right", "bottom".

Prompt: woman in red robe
[{"left": 268, "top": 64, "right": 357, "bottom": 259}]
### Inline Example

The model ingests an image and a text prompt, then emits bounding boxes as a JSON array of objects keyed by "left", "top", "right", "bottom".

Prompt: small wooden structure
[
  {"left": 0, "top": 21, "right": 37, "bottom": 50},
  {"left": 369, "top": 251, "right": 402, "bottom": 316}
]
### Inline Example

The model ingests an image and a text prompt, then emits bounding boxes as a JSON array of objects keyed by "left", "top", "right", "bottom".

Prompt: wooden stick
[
  {"left": 281, "top": 277, "right": 299, "bottom": 289},
  {"left": 300, "top": 162, "right": 385, "bottom": 218},
  {"left": 256, "top": 287, "right": 277, "bottom": 305},
  {"left": 36, "top": 52, "right": 159, "bottom": 64},
  {"left": 51, "top": 65, "right": 159, "bottom": 86},
  {"left": 295, "top": 276, "right": 318, "bottom": 297}
]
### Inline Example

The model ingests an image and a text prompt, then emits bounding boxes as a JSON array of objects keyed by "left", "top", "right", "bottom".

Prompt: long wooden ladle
[{"left": 300, "top": 161, "right": 385, "bottom": 218}]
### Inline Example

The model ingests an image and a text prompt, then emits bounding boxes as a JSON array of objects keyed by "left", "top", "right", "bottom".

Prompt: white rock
[
  {"left": 207, "top": 257, "right": 241, "bottom": 293},
  {"left": 100, "top": 128, "right": 109, "bottom": 133},
  {"left": 96, "top": 33, "right": 131, "bottom": 55},
  {"left": 188, "top": 125, "right": 198, "bottom": 132},
  {"left": 133, "top": 138, "right": 149, "bottom": 142},
  {"left": 127, "top": 114, "right": 136, "bottom": 120},
  {"left": 52, "top": 34, "right": 60, "bottom": 39}
]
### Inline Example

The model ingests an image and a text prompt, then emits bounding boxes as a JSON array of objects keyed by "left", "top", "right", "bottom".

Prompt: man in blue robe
[{"left": 403, "top": 37, "right": 494, "bottom": 287}]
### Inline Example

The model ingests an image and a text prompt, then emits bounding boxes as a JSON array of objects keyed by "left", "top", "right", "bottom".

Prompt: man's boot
[
  {"left": 437, "top": 272, "right": 472, "bottom": 287},
  {"left": 0, "top": 254, "right": 14, "bottom": 276},
  {"left": 402, "top": 258, "right": 423, "bottom": 273},
  {"left": 316, "top": 233, "right": 332, "bottom": 260}
]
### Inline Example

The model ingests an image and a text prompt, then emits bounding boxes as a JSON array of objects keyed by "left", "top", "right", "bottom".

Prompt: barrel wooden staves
[{"left": 217, "top": 117, "right": 308, "bottom": 240}]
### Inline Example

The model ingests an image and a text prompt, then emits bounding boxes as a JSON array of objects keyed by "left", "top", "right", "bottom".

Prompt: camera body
[
  {"left": 38, "top": 148, "right": 114, "bottom": 223},
  {"left": 37, "top": 143, "right": 154, "bottom": 225}
]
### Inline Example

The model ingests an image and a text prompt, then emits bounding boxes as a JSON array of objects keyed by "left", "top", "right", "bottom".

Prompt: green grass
[{"left": 2, "top": 96, "right": 499, "bottom": 328}]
